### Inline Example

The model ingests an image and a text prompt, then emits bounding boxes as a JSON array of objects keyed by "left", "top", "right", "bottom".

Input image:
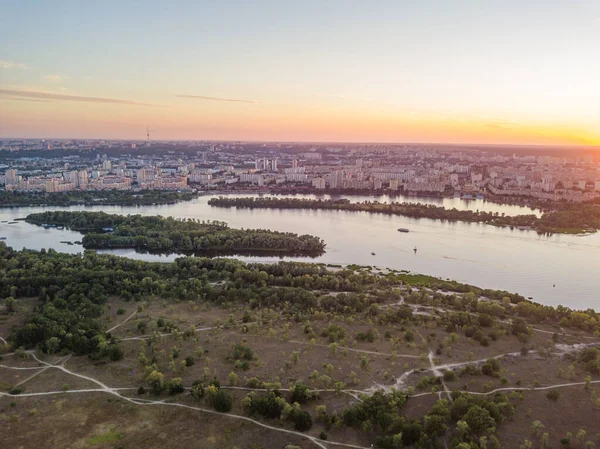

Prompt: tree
[
  {"left": 289, "top": 408, "right": 313, "bottom": 431},
  {"left": 167, "top": 377, "right": 184, "bottom": 394},
  {"left": 531, "top": 421, "right": 545, "bottom": 437},
  {"left": 463, "top": 405, "right": 495, "bottom": 435},
  {"left": 212, "top": 389, "right": 233, "bottom": 412},
  {"left": 4, "top": 296, "right": 16, "bottom": 314},
  {"left": 147, "top": 370, "right": 165, "bottom": 395},
  {"left": 519, "top": 440, "right": 533, "bottom": 449},
  {"left": 424, "top": 414, "right": 448, "bottom": 436},
  {"left": 46, "top": 337, "right": 60, "bottom": 354},
  {"left": 191, "top": 380, "right": 205, "bottom": 399}
]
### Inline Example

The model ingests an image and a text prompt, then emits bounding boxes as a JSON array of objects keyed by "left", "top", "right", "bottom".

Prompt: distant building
[{"left": 312, "top": 178, "right": 326, "bottom": 189}]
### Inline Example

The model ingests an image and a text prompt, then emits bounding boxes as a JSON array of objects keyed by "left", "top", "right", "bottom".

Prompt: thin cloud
[
  {"left": 0, "top": 60, "right": 27, "bottom": 70},
  {"left": 44, "top": 74, "right": 70, "bottom": 83},
  {"left": 0, "top": 89, "right": 167, "bottom": 107},
  {"left": 0, "top": 96, "right": 49, "bottom": 103},
  {"left": 177, "top": 94, "right": 258, "bottom": 104}
]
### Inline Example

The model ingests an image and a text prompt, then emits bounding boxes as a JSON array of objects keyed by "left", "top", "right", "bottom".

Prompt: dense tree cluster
[
  {"left": 241, "top": 388, "right": 314, "bottom": 431},
  {"left": 0, "top": 189, "right": 196, "bottom": 207},
  {"left": 209, "top": 196, "right": 600, "bottom": 234},
  {"left": 25, "top": 211, "right": 326, "bottom": 256},
  {"left": 342, "top": 390, "right": 516, "bottom": 449}
]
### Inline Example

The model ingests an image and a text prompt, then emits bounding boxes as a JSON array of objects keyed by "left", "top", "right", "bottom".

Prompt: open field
[{"left": 1, "top": 250, "right": 600, "bottom": 449}]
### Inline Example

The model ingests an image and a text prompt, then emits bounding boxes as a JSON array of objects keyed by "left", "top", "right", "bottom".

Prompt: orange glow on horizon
[{"left": 1, "top": 96, "right": 598, "bottom": 146}]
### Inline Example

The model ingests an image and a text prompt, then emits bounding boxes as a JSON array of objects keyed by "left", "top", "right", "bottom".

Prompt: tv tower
[{"left": 146, "top": 125, "right": 150, "bottom": 142}]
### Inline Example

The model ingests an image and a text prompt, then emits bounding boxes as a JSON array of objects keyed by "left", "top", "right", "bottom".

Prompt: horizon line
[{"left": 1, "top": 136, "right": 599, "bottom": 150}]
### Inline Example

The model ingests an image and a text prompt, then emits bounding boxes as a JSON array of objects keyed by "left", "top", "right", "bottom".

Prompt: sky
[{"left": 1, "top": 0, "right": 599, "bottom": 145}]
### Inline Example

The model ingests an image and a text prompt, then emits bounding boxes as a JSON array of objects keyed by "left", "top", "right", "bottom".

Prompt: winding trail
[
  {"left": 428, "top": 350, "right": 452, "bottom": 401},
  {"left": 1, "top": 354, "right": 369, "bottom": 449},
  {"left": 120, "top": 322, "right": 256, "bottom": 342},
  {"left": 14, "top": 355, "right": 71, "bottom": 387},
  {"left": 106, "top": 311, "right": 138, "bottom": 333},
  {"left": 289, "top": 339, "right": 419, "bottom": 359}
]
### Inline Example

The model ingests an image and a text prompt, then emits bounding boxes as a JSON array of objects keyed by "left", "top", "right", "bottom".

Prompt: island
[
  {"left": 208, "top": 196, "right": 600, "bottom": 234},
  {"left": 24, "top": 210, "right": 326, "bottom": 256},
  {"left": 1, "top": 243, "right": 599, "bottom": 449}
]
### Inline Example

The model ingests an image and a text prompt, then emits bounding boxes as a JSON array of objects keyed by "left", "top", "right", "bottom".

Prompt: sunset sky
[{"left": 1, "top": 0, "right": 599, "bottom": 145}]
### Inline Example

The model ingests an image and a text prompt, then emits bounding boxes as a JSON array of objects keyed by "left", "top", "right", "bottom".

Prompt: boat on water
[
  {"left": 7, "top": 222, "right": 17, "bottom": 225},
  {"left": 57, "top": 226, "right": 64, "bottom": 230},
  {"left": 0, "top": 237, "right": 6, "bottom": 240},
  {"left": 413, "top": 246, "right": 418, "bottom": 253},
  {"left": 398, "top": 228, "right": 409, "bottom": 233},
  {"left": 371, "top": 252, "right": 376, "bottom": 255}
]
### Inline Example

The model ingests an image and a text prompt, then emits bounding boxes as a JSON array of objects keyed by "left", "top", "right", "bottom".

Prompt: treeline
[
  {"left": 3, "top": 241, "right": 599, "bottom": 356},
  {"left": 0, "top": 247, "right": 369, "bottom": 354},
  {"left": 208, "top": 196, "right": 537, "bottom": 227},
  {"left": 0, "top": 189, "right": 197, "bottom": 207},
  {"left": 208, "top": 196, "right": 600, "bottom": 234},
  {"left": 25, "top": 211, "right": 326, "bottom": 256}
]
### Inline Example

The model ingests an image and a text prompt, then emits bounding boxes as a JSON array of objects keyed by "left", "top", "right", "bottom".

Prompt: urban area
[{"left": 2, "top": 139, "right": 600, "bottom": 202}]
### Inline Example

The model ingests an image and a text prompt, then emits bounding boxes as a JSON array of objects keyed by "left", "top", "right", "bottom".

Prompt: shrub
[
  {"left": 546, "top": 389, "right": 560, "bottom": 402},
  {"left": 356, "top": 329, "right": 375, "bottom": 343},
  {"left": 212, "top": 389, "right": 233, "bottom": 412},
  {"left": 191, "top": 380, "right": 205, "bottom": 398},
  {"left": 443, "top": 370, "right": 457, "bottom": 382},
  {"left": 9, "top": 386, "right": 23, "bottom": 395},
  {"left": 231, "top": 343, "right": 255, "bottom": 361},
  {"left": 289, "top": 408, "right": 313, "bottom": 431},
  {"left": 167, "top": 378, "right": 184, "bottom": 394},
  {"left": 290, "top": 383, "right": 314, "bottom": 404}
]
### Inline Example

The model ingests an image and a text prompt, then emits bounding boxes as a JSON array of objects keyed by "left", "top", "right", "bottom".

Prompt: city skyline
[{"left": 1, "top": 1, "right": 599, "bottom": 145}]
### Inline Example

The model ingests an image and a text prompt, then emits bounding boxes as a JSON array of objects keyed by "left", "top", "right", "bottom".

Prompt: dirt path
[
  {"left": 14, "top": 355, "right": 71, "bottom": 387},
  {"left": 2, "top": 354, "right": 369, "bottom": 449},
  {"left": 289, "top": 339, "right": 420, "bottom": 359},
  {"left": 106, "top": 311, "right": 138, "bottom": 333}
]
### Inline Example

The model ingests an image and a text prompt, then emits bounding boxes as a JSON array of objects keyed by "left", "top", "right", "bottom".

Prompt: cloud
[
  {"left": 0, "top": 96, "right": 49, "bottom": 103},
  {"left": 0, "top": 89, "right": 167, "bottom": 107},
  {"left": 0, "top": 60, "right": 27, "bottom": 70},
  {"left": 177, "top": 94, "right": 258, "bottom": 104},
  {"left": 44, "top": 74, "right": 70, "bottom": 83}
]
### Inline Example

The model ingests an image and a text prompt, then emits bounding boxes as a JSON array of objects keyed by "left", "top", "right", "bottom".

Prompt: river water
[{"left": 0, "top": 193, "right": 597, "bottom": 310}]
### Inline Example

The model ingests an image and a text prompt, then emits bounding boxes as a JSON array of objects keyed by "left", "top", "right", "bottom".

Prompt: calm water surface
[{"left": 0, "top": 193, "right": 597, "bottom": 310}]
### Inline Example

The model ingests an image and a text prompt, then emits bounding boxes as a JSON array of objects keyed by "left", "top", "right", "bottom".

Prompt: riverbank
[
  {"left": 0, "top": 190, "right": 198, "bottom": 208},
  {"left": 208, "top": 196, "right": 599, "bottom": 235},
  {"left": 0, "top": 194, "right": 596, "bottom": 309}
]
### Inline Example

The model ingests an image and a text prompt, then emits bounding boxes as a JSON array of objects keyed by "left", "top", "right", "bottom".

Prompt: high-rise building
[
  {"left": 312, "top": 178, "right": 326, "bottom": 189},
  {"left": 137, "top": 168, "right": 150, "bottom": 183},
  {"left": 330, "top": 170, "right": 344, "bottom": 189},
  {"left": 78, "top": 171, "right": 88, "bottom": 188},
  {"left": 5, "top": 169, "right": 17, "bottom": 185}
]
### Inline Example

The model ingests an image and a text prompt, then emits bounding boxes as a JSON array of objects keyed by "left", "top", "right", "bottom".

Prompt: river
[{"left": 0, "top": 193, "right": 597, "bottom": 310}]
